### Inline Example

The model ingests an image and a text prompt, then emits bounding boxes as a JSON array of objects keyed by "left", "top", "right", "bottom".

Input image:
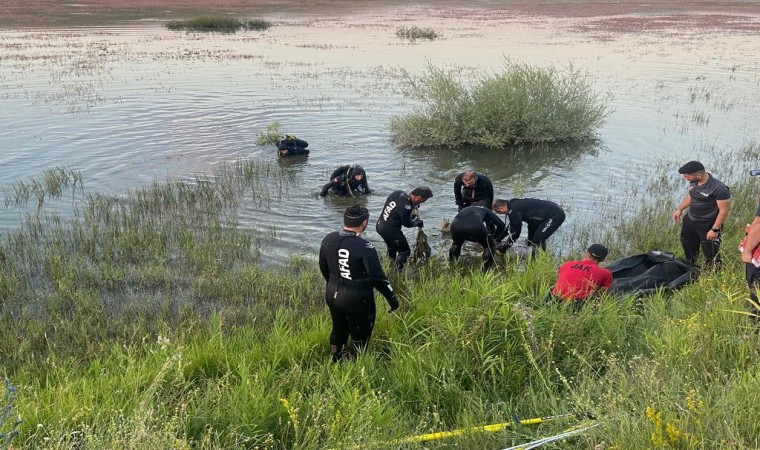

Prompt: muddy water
[{"left": 1, "top": 6, "right": 760, "bottom": 263}]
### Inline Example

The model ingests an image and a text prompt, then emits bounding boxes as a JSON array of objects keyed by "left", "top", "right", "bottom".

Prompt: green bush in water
[
  {"left": 389, "top": 60, "right": 609, "bottom": 148},
  {"left": 395, "top": 26, "right": 440, "bottom": 41},
  {"left": 167, "top": 16, "right": 271, "bottom": 33}
]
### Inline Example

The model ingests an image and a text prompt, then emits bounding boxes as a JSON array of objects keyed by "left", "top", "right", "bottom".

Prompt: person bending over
[
  {"left": 454, "top": 170, "right": 493, "bottom": 210},
  {"left": 376, "top": 186, "right": 434, "bottom": 270},
  {"left": 492, "top": 198, "right": 565, "bottom": 254},
  {"left": 448, "top": 205, "right": 506, "bottom": 272}
]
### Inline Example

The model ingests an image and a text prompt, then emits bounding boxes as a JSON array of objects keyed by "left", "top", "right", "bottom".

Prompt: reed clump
[
  {"left": 395, "top": 26, "right": 440, "bottom": 42},
  {"left": 166, "top": 17, "right": 271, "bottom": 33},
  {"left": 389, "top": 60, "right": 609, "bottom": 148},
  {"left": 255, "top": 122, "right": 282, "bottom": 145}
]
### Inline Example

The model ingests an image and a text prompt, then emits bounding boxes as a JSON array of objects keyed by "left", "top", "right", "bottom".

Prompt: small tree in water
[{"left": 389, "top": 60, "right": 609, "bottom": 148}]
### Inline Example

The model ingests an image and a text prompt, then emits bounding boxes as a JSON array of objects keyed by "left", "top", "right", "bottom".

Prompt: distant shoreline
[{"left": 3, "top": 0, "right": 760, "bottom": 28}]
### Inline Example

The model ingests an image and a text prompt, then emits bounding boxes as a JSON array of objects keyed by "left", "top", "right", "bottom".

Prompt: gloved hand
[
  {"left": 388, "top": 296, "right": 400, "bottom": 312},
  {"left": 496, "top": 241, "right": 511, "bottom": 253},
  {"left": 415, "top": 220, "right": 424, "bottom": 228}
]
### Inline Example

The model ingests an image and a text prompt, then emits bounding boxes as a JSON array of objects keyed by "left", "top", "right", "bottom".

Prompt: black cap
[
  {"left": 587, "top": 244, "right": 608, "bottom": 260},
  {"left": 410, "top": 186, "right": 433, "bottom": 199},
  {"left": 344, "top": 205, "right": 369, "bottom": 227},
  {"left": 678, "top": 161, "right": 705, "bottom": 174}
]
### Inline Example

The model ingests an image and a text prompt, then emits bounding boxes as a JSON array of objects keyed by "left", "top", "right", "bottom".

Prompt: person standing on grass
[
  {"left": 492, "top": 198, "right": 566, "bottom": 255},
  {"left": 740, "top": 170, "right": 760, "bottom": 322},
  {"left": 448, "top": 205, "right": 506, "bottom": 272},
  {"left": 673, "top": 160, "right": 731, "bottom": 269},
  {"left": 549, "top": 244, "right": 613, "bottom": 307},
  {"left": 319, "top": 205, "right": 399, "bottom": 362},
  {"left": 376, "top": 186, "right": 434, "bottom": 270},
  {"left": 454, "top": 170, "right": 494, "bottom": 210}
]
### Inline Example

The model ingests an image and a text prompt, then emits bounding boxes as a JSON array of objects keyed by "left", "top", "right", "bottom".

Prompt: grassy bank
[
  {"left": 2, "top": 147, "right": 760, "bottom": 448},
  {"left": 389, "top": 61, "right": 609, "bottom": 149}
]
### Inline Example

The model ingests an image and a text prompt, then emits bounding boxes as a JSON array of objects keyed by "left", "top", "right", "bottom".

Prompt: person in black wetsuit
[
  {"left": 276, "top": 134, "right": 310, "bottom": 156},
  {"left": 320, "top": 165, "right": 371, "bottom": 197},
  {"left": 448, "top": 206, "right": 506, "bottom": 271},
  {"left": 319, "top": 205, "right": 399, "bottom": 362},
  {"left": 376, "top": 186, "right": 434, "bottom": 270},
  {"left": 454, "top": 170, "right": 494, "bottom": 210},
  {"left": 492, "top": 198, "right": 566, "bottom": 254}
]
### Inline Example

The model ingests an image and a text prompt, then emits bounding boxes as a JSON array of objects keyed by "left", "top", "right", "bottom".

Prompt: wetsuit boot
[{"left": 395, "top": 251, "right": 410, "bottom": 270}]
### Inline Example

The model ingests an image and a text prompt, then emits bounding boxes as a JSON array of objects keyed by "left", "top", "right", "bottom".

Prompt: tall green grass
[
  {"left": 3, "top": 145, "right": 760, "bottom": 448},
  {"left": 389, "top": 61, "right": 609, "bottom": 148}
]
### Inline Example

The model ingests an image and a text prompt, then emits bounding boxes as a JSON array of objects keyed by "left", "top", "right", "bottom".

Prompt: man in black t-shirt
[
  {"left": 673, "top": 161, "right": 731, "bottom": 269},
  {"left": 376, "top": 186, "right": 433, "bottom": 270},
  {"left": 319, "top": 205, "right": 399, "bottom": 362}
]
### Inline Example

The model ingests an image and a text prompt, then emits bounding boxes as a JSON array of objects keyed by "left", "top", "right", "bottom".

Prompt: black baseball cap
[{"left": 587, "top": 244, "right": 608, "bottom": 260}]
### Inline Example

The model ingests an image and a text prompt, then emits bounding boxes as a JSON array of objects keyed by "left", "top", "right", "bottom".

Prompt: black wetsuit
[
  {"left": 376, "top": 190, "right": 423, "bottom": 269},
  {"left": 276, "top": 137, "right": 309, "bottom": 156},
  {"left": 449, "top": 206, "right": 506, "bottom": 271},
  {"left": 499, "top": 198, "right": 565, "bottom": 250},
  {"left": 319, "top": 229, "right": 397, "bottom": 361},
  {"left": 320, "top": 165, "right": 371, "bottom": 197},
  {"left": 454, "top": 172, "right": 494, "bottom": 210}
]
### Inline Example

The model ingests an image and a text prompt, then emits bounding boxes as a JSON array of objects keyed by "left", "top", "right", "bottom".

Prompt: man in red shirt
[{"left": 550, "top": 244, "right": 613, "bottom": 304}]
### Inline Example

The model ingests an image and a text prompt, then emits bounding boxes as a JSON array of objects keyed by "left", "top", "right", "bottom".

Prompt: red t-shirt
[{"left": 552, "top": 258, "right": 613, "bottom": 301}]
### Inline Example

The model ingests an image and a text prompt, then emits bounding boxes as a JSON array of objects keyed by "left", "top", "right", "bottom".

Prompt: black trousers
[
  {"left": 376, "top": 226, "right": 410, "bottom": 259},
  {"left": 326, "top": 292, "right": 376, "bottom": 361},
  {"left": 527, "top": 212, "right": 566, "bottom": 250},
  {"left": 680, "top": 216, "right": 721, "bottom": 268},
  {"left": 449, "top": 221, "right": 497, "bottom": 271},
  {"left": 745, "top": 263, "right": 760, "bottom": 321}
]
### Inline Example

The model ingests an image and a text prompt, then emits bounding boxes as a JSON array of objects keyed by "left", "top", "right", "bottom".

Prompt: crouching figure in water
[
  {"left": 320, "top": 164, "right": 370, "bottom": 197},
  {"left": 276, "top": 134, "right": 310, "bottom": 156}
]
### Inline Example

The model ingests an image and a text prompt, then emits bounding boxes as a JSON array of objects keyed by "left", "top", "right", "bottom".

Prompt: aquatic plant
[
  {"left": 255, "top": 122, "right": 282, "bottom": 145},
  {"left": 166, "top": 16, "right": 271, "bottom": 33},
  {"left": 389, "top": 60, "right": 609, "bottom": 148},
  {"left": 395, "top": 26, "right": 440, "bottom": 42}
]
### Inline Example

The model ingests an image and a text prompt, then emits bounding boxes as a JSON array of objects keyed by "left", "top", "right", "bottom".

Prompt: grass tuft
[
  {"left": 395, "top": 26, "right": 440, "bottom": 42},
  {"left": 166, "top": 16, "right": 271, "bottom": 33}
]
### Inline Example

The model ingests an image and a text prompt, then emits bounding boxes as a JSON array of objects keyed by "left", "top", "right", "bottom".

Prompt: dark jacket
[
  {"left": 376, "top": 190, "right": 422, "bottom": 230},
  {"left": 454, "top": 172, "right": 494, "bottom": 209},
  {"left": 499, "top": 198, "right": 565, "bottom": 242},
  {"left": 320, "top": 165, "right": 370, "bottom": 196}
]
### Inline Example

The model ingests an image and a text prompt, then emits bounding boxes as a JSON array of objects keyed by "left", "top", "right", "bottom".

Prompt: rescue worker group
[{"left": 278, "top": 137, "right": 743, "bottom": 362}]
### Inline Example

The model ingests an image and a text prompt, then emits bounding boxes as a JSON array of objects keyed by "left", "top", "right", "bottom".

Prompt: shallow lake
[{"left": 2, "top": 4, "right": 760, "bottom": 263}]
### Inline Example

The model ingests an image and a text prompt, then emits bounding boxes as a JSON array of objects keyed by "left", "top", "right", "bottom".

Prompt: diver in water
[
  {"left": 276, "top": 135, "right": 310, "bottom": 156},
  {"left": 454, "top": 170, "right": 494, "bottom": 210},
  {"left": 375, "top": 186, "right": 434, "bottom": 270},
  {"left": 320, "top": 165, "right": 371, "bottom": 197}
]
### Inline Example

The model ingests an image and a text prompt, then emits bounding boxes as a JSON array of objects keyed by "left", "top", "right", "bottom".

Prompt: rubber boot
[{"left": 395, "top": 251, "right": 410, "bottom": 270}]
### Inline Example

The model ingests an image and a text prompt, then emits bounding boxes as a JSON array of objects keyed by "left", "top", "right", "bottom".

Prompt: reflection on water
[{"left": 1, "top": 6, "right": 759, "bottom": 264}]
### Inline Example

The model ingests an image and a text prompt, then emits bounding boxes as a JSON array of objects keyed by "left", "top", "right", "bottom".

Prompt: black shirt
[
  {"left": 376, "top": 190, "right": 419, "bottom": 229},
  {"left": 454, "top": 172, "right": 494, "bottom": 209}
]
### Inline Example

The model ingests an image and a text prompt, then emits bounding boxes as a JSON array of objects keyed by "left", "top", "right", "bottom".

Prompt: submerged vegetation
[
  {"left": 166, "top": 17, "right": 272, "bottom": 33},
  {"left": 389, "top": 61, "right": 609, "bottom": 148},
  {"left": 395, "top": 26, "right": 441, "bottom": 42},
  {"left": 2, "top": 144, "right": 760, "bottom": 448}
]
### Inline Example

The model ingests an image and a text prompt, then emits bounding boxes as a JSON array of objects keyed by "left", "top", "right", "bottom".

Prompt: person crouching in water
[
  {"left": 276, "top": 134, "right": 309, "bottom": 156},
  {"left": 319, "top": 205, "right": 399, "bottom": 362},
  {"left": 320, "top": 164, "right": 370, "bottom": 197},
  {"left": 548, "top": 244, "right": 613, "bottom": 308},
  {"left": 448, "top": 205, "right": 506, "bottom": 272},
  {"left": 376, "top": 186, "right": 434, "bottom": 270}
]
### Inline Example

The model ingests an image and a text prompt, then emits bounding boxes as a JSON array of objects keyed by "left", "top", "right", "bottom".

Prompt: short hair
[
  {"left": 492, "top": 199, "right": 509, "bottom": 210},
  {"left": 678, "top": 160, "right": 705, "bottom": 174},
  {"left": 344, "top": 204, "right": 369, "bottom": 227},
  {"left": 410, "top": 186, "right": 433, "bottom": 199},
  {"left": 462, "top": 171, "right": 477, "bottom": 182}
]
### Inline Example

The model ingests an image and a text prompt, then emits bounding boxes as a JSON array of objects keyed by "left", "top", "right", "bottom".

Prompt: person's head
[
  {"left": 409, "top": 186, "right": 433, "bottom": 204},
  {"left": 492, "top": 199, "right": 510, "bottom": 215},
  {"left": 678, "top": 160, "right": 706, "bottom": 182},
  {"left": 585, "top": 243, "right": 608, "bottom": 262},
  {"left": 461, "top": 170, "right": 478, "bottom": 187},
  {"left": 350, "top": 165, "right": 366, "bottom": 182},
  {"left": 343, "top": 204, "right": 369, "bottom": 233}
]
